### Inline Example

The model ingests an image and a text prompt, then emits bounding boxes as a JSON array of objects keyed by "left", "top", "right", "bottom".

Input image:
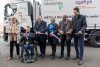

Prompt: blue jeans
[
  {"left": 74, "top": 35, "right": 84, "bottom": 60},
  {"left": 22, "top": 44, "right": 35, "bottom": 57}
]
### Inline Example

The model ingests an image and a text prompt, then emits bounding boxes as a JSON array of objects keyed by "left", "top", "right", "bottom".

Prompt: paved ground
[{"left": 0, "top": 38, "right": 100, "bottom": 67}]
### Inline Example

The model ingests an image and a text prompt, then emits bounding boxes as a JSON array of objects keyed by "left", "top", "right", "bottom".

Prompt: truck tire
[
  {"left": 89, "top": 30, "right": 100, "bottom": 47},
  {"left": 88, "top": 30, "right": 97, "bottom": 39}
]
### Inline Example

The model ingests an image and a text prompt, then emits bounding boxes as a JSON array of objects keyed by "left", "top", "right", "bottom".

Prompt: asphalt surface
[{"left": 0, "top": 38, "right": 100, "bottom": 67}]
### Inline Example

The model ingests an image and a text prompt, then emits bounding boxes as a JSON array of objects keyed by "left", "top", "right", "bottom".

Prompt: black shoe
[
  {"left": 39, "top": 54, "right": 42, "bottom": 57},
  {"left": 58, "top": 56, "right": 64, "bottom": 59},
  {"left": 51, "top": 56, "right": 55, "bottom": 60},
  {"left": 66, "top": 56, "right": 70, "bottom": 60},
  {"left": 73, "top": 57, "right": 79, "bottom": 60},
  {"left": 41, "top": 55, "right": 45, "bottom": 58},
  {"left": 50, "top": 54, "right": 53, "bottom": 56},
  {"left": 78, "top": 60, "right": 83, "bottom": 65},
  {"left": 21, "top": 58, "right": 24, "bottom": 63}
]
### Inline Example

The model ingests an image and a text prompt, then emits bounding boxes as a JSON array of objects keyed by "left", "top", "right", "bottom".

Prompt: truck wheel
[
  {"left": 89, "top": 31, "right": 100, "bottom": 47},
  {"left": 89, "top": 30, "right": 97, "bottom": 39}
]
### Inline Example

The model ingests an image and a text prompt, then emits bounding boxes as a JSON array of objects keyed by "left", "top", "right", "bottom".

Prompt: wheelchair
[
  {"left": 20, "top": 43, "right": 37, "bottom": 63},
  {"left": 19, "top": 32, "right": 38, "bottom": 63}
]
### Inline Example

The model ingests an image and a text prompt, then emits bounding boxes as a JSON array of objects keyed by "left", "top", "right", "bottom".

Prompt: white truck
[
  {"left": 4, "top": 0, "right": 100, "bottom": 47},
  {"left": 3, "top": 1, "right": 40, "bottom": 42},
  {"left": 41, "top": 0, "right": 100, "bottom": 47}
]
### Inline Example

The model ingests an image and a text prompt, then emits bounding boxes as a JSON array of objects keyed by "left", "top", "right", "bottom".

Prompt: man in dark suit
[
  {"left": 72, "top": 7, "right": 87, "bottom": 65},
  {"left": 34, "top": 16, "right": 47, "bottom": 58}
]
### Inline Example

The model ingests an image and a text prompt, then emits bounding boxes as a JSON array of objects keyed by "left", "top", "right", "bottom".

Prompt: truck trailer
[
  {"left": 41, "top": 0, "right": 100, "bottom": 47},
  {"left": 4, "top": 0, "right": 100, "bottom": 47}
]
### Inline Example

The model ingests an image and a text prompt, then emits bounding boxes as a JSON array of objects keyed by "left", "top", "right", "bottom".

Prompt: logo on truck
[
  {"left": 43, "top": 0, "right": 64, "bottom": 11},
  {"left": 75, "top": 0, "right": 92, "bottom": 5},
  {"left": 75, "top": 0, "right": 96, "bottom": 9}
]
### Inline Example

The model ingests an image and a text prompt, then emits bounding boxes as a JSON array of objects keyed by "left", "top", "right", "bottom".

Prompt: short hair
[
  {"left": 63, "top": 15, "right": 68, "bottom": 18},
  {"left": 73, "top": 7, "right": 80, "bottom": 12},
  {"left": 50, "top": 16, "right": 55, "bottom": 22},
  {"left": 38, "top": 16, "right": 42, "bottom": 18}
]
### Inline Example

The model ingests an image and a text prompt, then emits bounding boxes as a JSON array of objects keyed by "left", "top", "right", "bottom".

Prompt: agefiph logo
[{"left": 75, "top": 0, "right": 92, "bottom": 5}]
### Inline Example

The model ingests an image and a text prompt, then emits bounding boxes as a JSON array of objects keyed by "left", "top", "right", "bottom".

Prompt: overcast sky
[{"left": 0, "top": 0, "right": 41, "bottom": 24}]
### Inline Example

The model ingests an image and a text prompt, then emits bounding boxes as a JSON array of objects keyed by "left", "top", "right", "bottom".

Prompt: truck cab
[{"left": 3, "top": 1, "right": 40, "bottom": 42}]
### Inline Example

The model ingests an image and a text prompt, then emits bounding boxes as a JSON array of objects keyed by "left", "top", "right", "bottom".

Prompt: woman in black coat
[{"left": 48, "top": 16, "right": 58, "bottom": 60}]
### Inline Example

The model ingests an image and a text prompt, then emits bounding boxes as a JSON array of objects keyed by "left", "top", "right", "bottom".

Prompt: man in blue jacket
[{"left": 72, "top": 7, "right": 87, "bottom": 65}]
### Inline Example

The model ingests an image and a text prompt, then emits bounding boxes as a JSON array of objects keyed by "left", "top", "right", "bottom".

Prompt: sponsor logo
[
  {"left": 75, "top": 0, "right": 92, "bottom": 5},
  {"left": 43, "top": 0, "right": 64, "bottom": 11}
]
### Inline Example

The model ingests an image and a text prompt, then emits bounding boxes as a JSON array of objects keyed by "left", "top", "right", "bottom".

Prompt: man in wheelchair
[{"left": 20, "top": 26, "right": 36, "bottom": 63}]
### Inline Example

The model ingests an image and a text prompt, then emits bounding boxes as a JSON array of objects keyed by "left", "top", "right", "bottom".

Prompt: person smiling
[{"left": 7, "top": 16, "right": 20, "bottom": 61}]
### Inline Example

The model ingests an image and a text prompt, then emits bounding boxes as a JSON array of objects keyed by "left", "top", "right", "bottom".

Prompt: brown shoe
[
  {"left": 58, "top": 56, "right": 64, "bottom": 59},
  {"left": 73, "top": 57, "right": 79, "bottom": 60}
]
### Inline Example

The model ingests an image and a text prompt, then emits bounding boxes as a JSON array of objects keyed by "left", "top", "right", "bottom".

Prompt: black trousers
[
  {"left": 36, "top": 35, "right": 46, "bottom": 56},
  {"left": 38, "top": 42, "right": 46, "bottom": 56},
  {"left": 10, "top": 41, "right": 20, "bottom": 58},
  {"left": 49, "top": 37, "right": 57, "bottom": 57},
  {"left": 60, "top": 34, "right": 71, "bottom": 57}
]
